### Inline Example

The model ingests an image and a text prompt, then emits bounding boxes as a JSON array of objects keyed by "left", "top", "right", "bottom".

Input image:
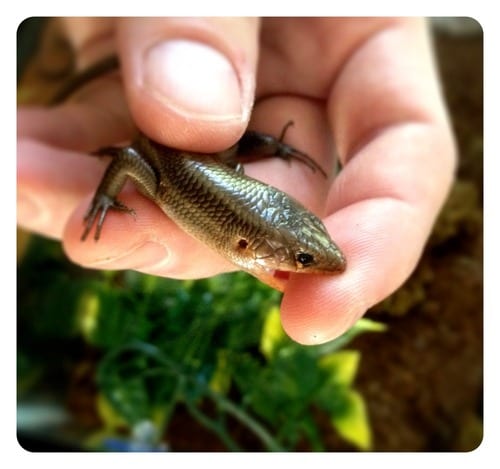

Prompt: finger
[
  {"left": 17, "top": 139, "right": 105, "bottom": 239},
  {"left": 63, "top": 191, "right": 235, "bottom": 279},
  {"left": 279, "top": 19, "right": 456, "bottom": 344},
  {"left": 256, "top": 17, "right": 395, "bottom": 99},
  {"left": 17, "top": 70, "right": 135, "bottom": 238},
  {"left": 18, "top": 81, "right": 134, "bottom": 153},
  {"left": 58, "top": 17, "right": 116, "bottom": 66},
  {"left": 116, "top": 17, "right": 260, "bottom": 152},
  {"left": 281, "top": 124, "right": 455, "bottom": 344}
]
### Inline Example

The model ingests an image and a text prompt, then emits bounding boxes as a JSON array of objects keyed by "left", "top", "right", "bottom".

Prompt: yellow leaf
[
  {"left": 353, "top": 318, "right": 387, "bottom": 333},
  {"left": 17, "top": 229, "right": 31, "bottom": 263},
  {"left": 209, "top": 350, "right": 232, "bottom": 394},
  {"left": 319, "top": 350, "right": 360, "bottom": 386},
  {"left": 260, "top": 306, "right": 286, "bottom": 359},
  {"left": 76, "top": 291, "right": 100, "bottom": 342},
  {"left": 331, "top": 390, "right": 372, "bottom": 451},
  {"left": 96, "top": 393, "right": 129, "bottom": 430}
]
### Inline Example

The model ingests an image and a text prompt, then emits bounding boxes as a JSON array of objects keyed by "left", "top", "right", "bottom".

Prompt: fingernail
[{"left": 142, "top": 39, "right": 249, "bottom": 121}]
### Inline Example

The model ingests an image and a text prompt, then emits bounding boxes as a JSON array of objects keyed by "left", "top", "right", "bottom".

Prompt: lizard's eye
[{"left": 296, "top": 252, "right": 314, "bottom": 267}]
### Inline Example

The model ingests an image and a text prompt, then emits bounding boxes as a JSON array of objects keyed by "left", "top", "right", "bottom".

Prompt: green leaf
[
  {"left": 105, "top": 377, "right": 150, "bottom": 425},
  {"left": 318, "top": 350, "right": 361, "bottom": 386},
  {"left": 330, "top": 389, "right": 372, "bottom": 451}
]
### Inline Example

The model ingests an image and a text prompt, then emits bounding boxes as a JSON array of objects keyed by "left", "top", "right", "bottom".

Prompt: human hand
[{"left": 17, "top": 17, "right": 456, "bottom": 344}]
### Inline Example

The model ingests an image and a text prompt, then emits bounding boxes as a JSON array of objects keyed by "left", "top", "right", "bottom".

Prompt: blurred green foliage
[{"left": 18, "top": 235, "right": 384, "bottom": 451}]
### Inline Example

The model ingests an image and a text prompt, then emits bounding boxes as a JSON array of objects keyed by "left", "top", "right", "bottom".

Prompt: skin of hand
[{"left": 17, "top": 17, "right": 456, "bottom": 345}]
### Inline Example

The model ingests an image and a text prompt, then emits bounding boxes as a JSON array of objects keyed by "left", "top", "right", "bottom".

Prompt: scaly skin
[{"left": 83, "top": 133, "right": 346, "bottom": 290}]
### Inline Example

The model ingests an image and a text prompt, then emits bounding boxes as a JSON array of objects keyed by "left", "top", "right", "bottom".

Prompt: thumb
[{"left": 116, "top": 17, "right": 259, "bottom": 152}]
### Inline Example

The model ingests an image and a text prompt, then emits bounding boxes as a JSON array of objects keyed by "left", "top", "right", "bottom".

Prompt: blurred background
[{"left": 17, "top": 17, "right": 483, "bottom": 452}]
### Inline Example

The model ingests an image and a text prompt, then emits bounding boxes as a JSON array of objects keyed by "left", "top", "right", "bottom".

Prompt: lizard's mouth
[
  {"left": 251, "top": 268, "right": 290, "bottom": 292},
  {"left": 258, "top": 270, "right": 289, "bottom": 292},
  {"left": 273, "top": 270, "right": 290, "bottom": 281}
]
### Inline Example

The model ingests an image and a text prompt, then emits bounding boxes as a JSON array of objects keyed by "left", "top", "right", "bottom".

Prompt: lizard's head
[{"left": 230, "top": 211, "right": 346, "bottom": 290}]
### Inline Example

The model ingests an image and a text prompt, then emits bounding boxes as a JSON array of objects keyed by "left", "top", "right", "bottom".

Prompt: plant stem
[
  {"left": 185, "top": 401, "right": 241, "bottom": 451},
  {"left": 208, "top": 390, "right": 284, "bottom": 451}
]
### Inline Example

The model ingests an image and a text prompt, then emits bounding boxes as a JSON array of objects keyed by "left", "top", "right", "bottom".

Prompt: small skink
[{"left": 55, "top": 56, "right": 346, "bottom": 290}]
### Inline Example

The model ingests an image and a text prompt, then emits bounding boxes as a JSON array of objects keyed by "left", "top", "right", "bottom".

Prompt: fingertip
[
  {"left": 117, "top": 17, "right": 259, "bottom": 152},
  {"left": 280, "top": 275, "right": 364, "bottom": 345},
  {"left": 142, "top": 39, "right": 245, "bottom": 121},
  {"left": 279, "top": 195, "right": 431, "bottom": 345}
]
